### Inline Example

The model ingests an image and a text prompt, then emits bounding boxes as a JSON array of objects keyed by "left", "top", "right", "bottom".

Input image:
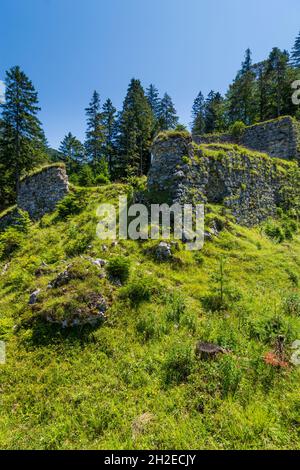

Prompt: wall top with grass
[{"left": 193, "top": 116, "right": 300, "bottom": 162}]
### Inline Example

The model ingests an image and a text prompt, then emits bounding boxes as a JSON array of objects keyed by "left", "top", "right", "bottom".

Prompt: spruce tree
[
  {"left": 85, "top": 91, "right": 105, "bottom": 168},
  {"left": 158, "top": 93, "right": 179, "bottom": 131},
  {"left": 204, "top": 91, "right": 226, "bottom": 133},
  {"left": 227, "top": 49, "right": 258, "bottom": 125},
  {"left": 146, "top": 84, "right": 161, "bottom": 119},
  {"left": 291, "top": 31, "right": 300, "bottom": 68},
  {"left": 59, "top": 132, "right": 85, "bottom": 173},
  {"left": 117, "top": 79, "right": 153, "bottom": 177},
  {"left": 265, "top": 48, "right": 291, "bottom": 118},
  {"left": 0, "top": 66, "right": 46, "bottom": 194},
  {"left": 191, "top": 91, "right": 205, "bottom": 135},
  {"left": 102, "top": 98, "right": 117, "bottom": 174}
]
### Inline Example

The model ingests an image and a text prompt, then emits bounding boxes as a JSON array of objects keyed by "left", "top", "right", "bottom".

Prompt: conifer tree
[
  {"left": 158, "top": 93, "right": 179, "bottom": 131},
  {"left": 102, "top": 98, "right": 117, "bottom": 174},
  {"left": 204, "top": 91, "right": 226, "bottom": 133},
  {"left": 264, "top": 48, "right": 291, "bottom": 118},
  {"left": 59, "top": 132, "right": 85, "bottom": 172},
  {"left": 146, "top": 84, "right": 161, "bottom": 119},
  {"left": 191, "top": 91, "right": 205, "bottom": 135},
  {"left": 0, "top": 66, "right": 46, "bottom": 194},
  {"left": 117, "top": 79, "right": 153, "bottom": 177},
  {"left": 291, "top": 31, "right": 300, "bottom": 68},
  {"left": 85, "top": 91, "right": 105, "bottom": 168},
  {"left": 227, "top": 49, "right": 258, "bottom": 125}
]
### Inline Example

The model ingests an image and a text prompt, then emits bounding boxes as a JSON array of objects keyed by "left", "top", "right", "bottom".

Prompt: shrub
[
  {"left": 136, "top": 309, "right": 166, "bottom": 341},
  {"left": 56, "top": 193, "right": 83, "bottom": 218},
  {"left": 64, "top": 224, "right": 94, "bottom": 256},
  {"left": 121, "top": 276, "right": 157, "bottom": 306},
  {"left": 264, "top": 221, "right": 285, "bottom": 243},
  {"left": 218, "top": 356, "right": 242, "bottom": 398},
  {"left": 230, "top": 121, "right": 246, "bottom": 139},
  {"left": 165, "top": 292, "right": 186, "bottom": 323},
  {"left": 13, "top": 209, "right": 31, "bottom": 233},
  {"left": 0, "top": 227, "right": 24, "bottom": 259},
  {"left": 95, "top": 174, "right": 110, "bottom": 186},
  {"left": 282, "top": 293, "right": 300, "bottom": 316},
  {"left": 286, "top": 268, "right": 299, "bottom": 287},
  {"left": 163, "top": 343, "right": 194, "bottom": 385},
  {"left": 106, "top": 256, "right": 131, "bottom": 284},
  {"left": 248, "top": 314, "right": 295, "bottom": 344}
]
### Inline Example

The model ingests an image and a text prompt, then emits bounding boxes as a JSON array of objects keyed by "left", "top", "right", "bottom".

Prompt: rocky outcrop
[
  {"left": 147, "top": 132, "right": 300, "bottom": 226},
  {"left": 17, "top": 164, "right": 69, "bottom": 220},
  {"left": 194, "top": 116, "right": 300, "bottom": 162}
]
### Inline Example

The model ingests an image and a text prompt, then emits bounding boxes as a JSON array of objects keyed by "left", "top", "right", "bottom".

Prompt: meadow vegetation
[{"left": 0, "top": 184, "right": 300, "bottom": 450}]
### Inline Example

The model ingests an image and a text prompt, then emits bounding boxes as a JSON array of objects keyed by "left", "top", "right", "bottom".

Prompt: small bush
[
  {"left": 56, "top": 193, "right": 83, "bottom": 218},
  {"left": 106, "top": 256, "right": 131, "bottom": 284},
  {"left": 163, "top": 343, "right": 194, "bottom": 385},
  {"left": 0, "top": 227, "right": 24, "bottom": 259},
  {"left": 282, "top": 293, "right": 300, "bottom": 316},
  {"left": 136, "top": 309, "right": 166, "bottom": 341},
  {"left": 13, "top": 209, "right": 31, "bottom": 233},
  {"left": 120, "top": 276, "right": 157, "bottom": 306},
  {"left": 95, "top": 174, "right": 110, "bottom": 186},
  {"left": 264, "top": 221, "right": 285, "bottom": 243},
  {"left": 248, "top": 314, "right": 295, "bottom": 344},
  {"left": 165, "top": 292, "right": 186, "bottom": 323},
  {"left": 230, "top": 121, "right": 246, "bottom": 139},
  {"left": 286, "top": 269, "right": 299, "bottom": 287}
]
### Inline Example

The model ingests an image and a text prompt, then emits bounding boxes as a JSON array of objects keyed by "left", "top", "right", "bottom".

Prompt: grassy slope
[{"left": 0, "top": 184, "right": 299, "bottom": 450}]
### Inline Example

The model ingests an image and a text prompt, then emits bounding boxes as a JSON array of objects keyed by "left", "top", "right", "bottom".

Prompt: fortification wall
[
  {"left": 17, "top": 164, "right": 69, "bottom": 220},
  {"left": 193, "top": 116, "right": 300, "bottom": 162},
  {"left": 148, "top": 133, "right": 300, "bottom": 226}
]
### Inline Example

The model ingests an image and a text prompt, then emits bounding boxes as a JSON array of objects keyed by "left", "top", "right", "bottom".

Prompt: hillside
[{"left": 0, "top": 183, "right": 300, "bottom": 450}]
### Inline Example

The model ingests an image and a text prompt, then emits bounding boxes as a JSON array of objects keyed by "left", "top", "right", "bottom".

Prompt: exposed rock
[
  {"left": 156, "top": 242, "right": 172, "bottom": 260},
  {"left": 48, "top": 264, "right": 73, "bottom": 288},
  {"left": 35, "top": 261, "right": 52, "bottom": 277},
  {"left": 88, "top": 257, "right": 107, "bottom": 268},
  {"left": 1, "top": 263, "right": 9, "bottom": 276},
  {"left": 29, "top": 289, "right": 41, "bottom": 305},
  {"left": 46, "top": 293, "right": 107, "bottom": 328}
]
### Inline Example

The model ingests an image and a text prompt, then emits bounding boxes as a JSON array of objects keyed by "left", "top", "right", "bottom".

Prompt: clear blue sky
[{"left": 1, "top": 0, "right": 300, "bottom": 148}]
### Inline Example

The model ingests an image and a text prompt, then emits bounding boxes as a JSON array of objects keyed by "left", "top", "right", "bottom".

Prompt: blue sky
[{"left": 1, "top": 0, "right": 300, "bottom": 148}]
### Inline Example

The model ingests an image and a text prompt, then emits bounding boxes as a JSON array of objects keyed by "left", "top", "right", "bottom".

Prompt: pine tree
[
  {"left": 291, "top": 31, "right": 300, "bottom": 68},
  {"left": 102, "top": 98, "right": 117, "bottom": 174},
  {"left": 227, "top": 49, "right": 258, "bottom": 125},
  {"left": 117, "top": 79, "right": 153, "bottom": 177},
  {"left": 59, "top": 132, "right": 85, "bottom": 173},
  {"left": 85, "top": 91, "right": 105, "bottom": 168},
  {"left": 158, "top": 93, "right": 179, "bottom": 131},
  {"left": 191, "top": 91, "right": 205, "bottom": 135},
  {"left": 0, "top": 66, "right": 46, "bottom": 194}
]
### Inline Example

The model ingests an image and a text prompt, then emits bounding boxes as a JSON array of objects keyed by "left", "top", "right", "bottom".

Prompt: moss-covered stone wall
[
  {"left": 193, "top": 116, "right": 300, "bottom": 162},
  {"left": 147, "top": 133, "right": 300, "bottom": 226}
]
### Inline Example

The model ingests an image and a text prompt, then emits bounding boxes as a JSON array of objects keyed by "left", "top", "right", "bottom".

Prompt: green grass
[{"left": 0, "top": 184, "right": 300, "bottom": 450}]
